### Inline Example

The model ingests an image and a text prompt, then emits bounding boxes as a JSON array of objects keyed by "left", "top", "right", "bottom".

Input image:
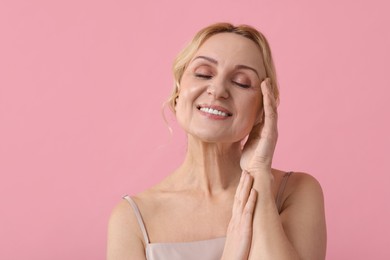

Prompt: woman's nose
[{"left": 207, "top": 78, "right": 229, "bottom": 99}]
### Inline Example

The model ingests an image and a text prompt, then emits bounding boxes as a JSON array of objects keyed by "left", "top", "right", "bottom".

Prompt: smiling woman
[{"left": 107, "top": 23, "right": 326, "bottom": 260}]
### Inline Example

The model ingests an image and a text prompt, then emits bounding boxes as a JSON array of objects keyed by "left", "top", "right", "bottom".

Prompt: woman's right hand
[{"left": 221, "top": 171, "right": 257, "bottom": 260}]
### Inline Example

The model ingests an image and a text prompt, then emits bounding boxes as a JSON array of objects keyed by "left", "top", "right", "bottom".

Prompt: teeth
[{"left": 200, "top": 107, "right": 229, "bottom": 117}]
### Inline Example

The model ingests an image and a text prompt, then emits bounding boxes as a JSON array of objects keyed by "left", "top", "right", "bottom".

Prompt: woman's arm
[
  {"left": 249, "top": 172, "right": 326, "bottom": 260},
  {"left": 278, "top": 172, "right": 326, "bottom": 259},
  {"left": 106, "top": 200, "right": 147, "bottom": 260},
  {"left": 242, "top": 79, "right": 326, "bottom": 259}
]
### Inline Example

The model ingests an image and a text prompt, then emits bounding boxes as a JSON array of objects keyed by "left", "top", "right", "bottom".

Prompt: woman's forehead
[{"left": 192, "top": 33, "right": 266, "bottom": 76}]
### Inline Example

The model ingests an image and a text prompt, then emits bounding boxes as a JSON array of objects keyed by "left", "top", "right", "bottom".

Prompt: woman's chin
[{"left": 188, "top": 130, "right": 246, "bottom": 145}]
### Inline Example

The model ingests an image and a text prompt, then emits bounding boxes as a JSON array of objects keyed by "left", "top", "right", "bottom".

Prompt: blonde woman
[{"left": 107, "top": 23, "right": 326, "bottom": 260}]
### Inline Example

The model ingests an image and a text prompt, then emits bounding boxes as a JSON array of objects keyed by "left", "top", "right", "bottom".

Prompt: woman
[{"left": 107, "top": 23, "right": 326, "bottom": 260}]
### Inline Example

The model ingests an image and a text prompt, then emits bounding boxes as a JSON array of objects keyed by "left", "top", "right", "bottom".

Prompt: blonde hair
[{"left": 167, "top": 22, "right": 279, "bottom": 112}]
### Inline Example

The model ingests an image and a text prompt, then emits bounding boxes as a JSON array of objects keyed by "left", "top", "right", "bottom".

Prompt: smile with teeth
[{"left": 197, "top": 106, "right": 232, "bottom": 117}]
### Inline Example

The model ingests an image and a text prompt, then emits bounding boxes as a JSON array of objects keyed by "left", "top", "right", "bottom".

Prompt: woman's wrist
[{"left": 247, "top": 168, "right": 273, "bottom": 189}]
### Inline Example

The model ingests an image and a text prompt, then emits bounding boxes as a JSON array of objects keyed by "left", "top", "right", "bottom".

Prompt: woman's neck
[{"left": 173, "top": 135, "right": 243, "bottom": 196}]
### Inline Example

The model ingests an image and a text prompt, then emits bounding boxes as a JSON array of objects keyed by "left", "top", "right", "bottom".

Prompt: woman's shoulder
[
  {"left": 274, "top": 170, "right": 327, "bottom": 258},
  {"left": 122, "top": 187, "right": 172, "bottom": 224},
  {"left": 111, "top": 188, "right": 162, "bottom": 222},
  {"left": 285, "top": 171, "right": 323, "bottom": 197},
  {"left": 107, "top": 196, "right": 147, "bottom": 259},
  {"left": 108, "top": 197, "right": 145, "bottom": 240},
  {"left": 272, "top": 169, "right": 323, "bottom": 193},
  {"left": 273, "top": 169, "right": 325, "bottom": 215},
  {"left": 107, "top": 189, "right": 160, "bottom": 241}
]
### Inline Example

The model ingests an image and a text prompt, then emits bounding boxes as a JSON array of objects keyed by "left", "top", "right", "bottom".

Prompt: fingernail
[{"left": 251, "top": 188, "right": 257, "bottom": 196}]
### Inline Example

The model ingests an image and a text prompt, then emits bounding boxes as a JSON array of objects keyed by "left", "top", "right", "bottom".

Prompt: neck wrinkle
[{"left": 177, "top": 135, "right": 242, "bottom": 197}]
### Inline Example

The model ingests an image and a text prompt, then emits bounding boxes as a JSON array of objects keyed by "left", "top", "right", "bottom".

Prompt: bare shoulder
[
  {"left": 106, "top": 198, "right": 146, "bottom": 260},
  {"left": 108, "top": 198, "right": 144, "bottom": 239},
  {"left": 279, "top": 171, "right": 325, "bottom": 219},
  {"left": 270, "top": 169, "right": 323, "bottom": 205},
  {"left": 284, "top": 172, "right": 324, "bottom": 206}
]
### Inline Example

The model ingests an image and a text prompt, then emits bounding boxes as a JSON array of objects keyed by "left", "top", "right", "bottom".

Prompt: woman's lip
[{"left": 196, "top": 104, "right": 233, "bottom": 116}]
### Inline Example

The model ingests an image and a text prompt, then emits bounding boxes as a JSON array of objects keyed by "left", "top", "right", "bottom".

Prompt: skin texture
[{"left": 107, "top": 33, "right": 326, "bottom": 260}]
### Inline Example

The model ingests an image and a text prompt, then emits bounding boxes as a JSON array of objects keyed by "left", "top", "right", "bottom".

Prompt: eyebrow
[{"left": 193, "top": 55, "right": 260, "bottom": 78}]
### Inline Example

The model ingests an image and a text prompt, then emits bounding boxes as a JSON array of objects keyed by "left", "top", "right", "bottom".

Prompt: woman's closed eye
[
  {"left": 193, "top": 65, "right": 214, "bottom": 79},
  {"left": 232, "top": 76, "right": 252, "bottom": 89},
  {"left": 233, "top": 81, "right": 251, "bottom": 88},
  {"left": 195, "top": 73, "right": 213, "bottom": 79}
]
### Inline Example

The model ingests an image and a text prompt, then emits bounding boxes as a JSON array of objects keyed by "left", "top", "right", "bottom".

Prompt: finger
[
  {"left": 250, "top": 80, "right": 278, "bottom": 167},
  {"left": 232, "top": 171, "right": 246, "bottom": 215},
  {"left": 260, "top": 78, "right": 278, "bottom": 140},
  {"left": 242, "top": 188, "right": 257, "bottom": 233},
  {"left": 238, "top": 171, "right": 253, "bottom": 213}
]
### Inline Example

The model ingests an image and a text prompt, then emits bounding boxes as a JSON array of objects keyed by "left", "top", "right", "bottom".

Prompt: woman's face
[{"left": 175, "top": 33, "right": 267, "bottom": 143}]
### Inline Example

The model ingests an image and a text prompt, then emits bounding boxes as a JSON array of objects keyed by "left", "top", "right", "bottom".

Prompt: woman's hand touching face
[{"left": 240, "top": 78, "right": 278, "bottom": 182}]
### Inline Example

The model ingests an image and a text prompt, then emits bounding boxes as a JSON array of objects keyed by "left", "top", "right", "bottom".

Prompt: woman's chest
[{"left": 140, "top": 196, "right": 232, "bottom": 243}]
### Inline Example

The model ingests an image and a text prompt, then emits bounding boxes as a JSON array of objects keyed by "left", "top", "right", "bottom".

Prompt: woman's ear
[
  {"left": 172, "top": 83, "right": 180, "bottom": 112},
  {"left": 174, "top": 82, "right": 180, "bottom": 108}
]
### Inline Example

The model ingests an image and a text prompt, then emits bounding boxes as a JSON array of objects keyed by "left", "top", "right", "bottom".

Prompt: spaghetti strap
[
  {"left": 123, "top": 195, "right": 150, "bottom": 244},
  {"left": 275, "top": 172, "right": 293, "bottom": 213}
]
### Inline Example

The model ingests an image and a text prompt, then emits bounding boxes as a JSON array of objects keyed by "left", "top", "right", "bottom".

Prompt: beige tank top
[{"left": 123, "top": 171, "right": 292, "bottom": 260}]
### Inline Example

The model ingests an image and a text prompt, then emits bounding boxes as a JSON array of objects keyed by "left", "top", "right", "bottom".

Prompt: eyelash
[
  {"left": 195, "top": 73, "right": 212, "bottom": 79},
  {"left": 234, "top": 82, "right": 251, "bottom": 89},
  {"left": 194, "top": 73, "right": 251, "bottom": 89}
]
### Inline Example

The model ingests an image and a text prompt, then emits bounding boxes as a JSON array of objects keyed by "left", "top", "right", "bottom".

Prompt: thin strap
[
  {"left": 276, "top": 172, "right": 293, "bottom": 213},
  {"left": 123, "top": 195, "right": 150, "bottom": 244}
]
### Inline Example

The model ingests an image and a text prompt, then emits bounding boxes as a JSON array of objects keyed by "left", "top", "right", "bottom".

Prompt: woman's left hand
[
  {"left": 240, "top": 78, "right": 278, "bottom": 178},
  {"left": 222, "top": 171, "right": 257, "bottom": 260}
]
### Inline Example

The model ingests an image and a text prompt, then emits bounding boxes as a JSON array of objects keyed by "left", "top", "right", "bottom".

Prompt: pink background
[{"left": 1, "top": 0, "right": 389, "bottom": 259}]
